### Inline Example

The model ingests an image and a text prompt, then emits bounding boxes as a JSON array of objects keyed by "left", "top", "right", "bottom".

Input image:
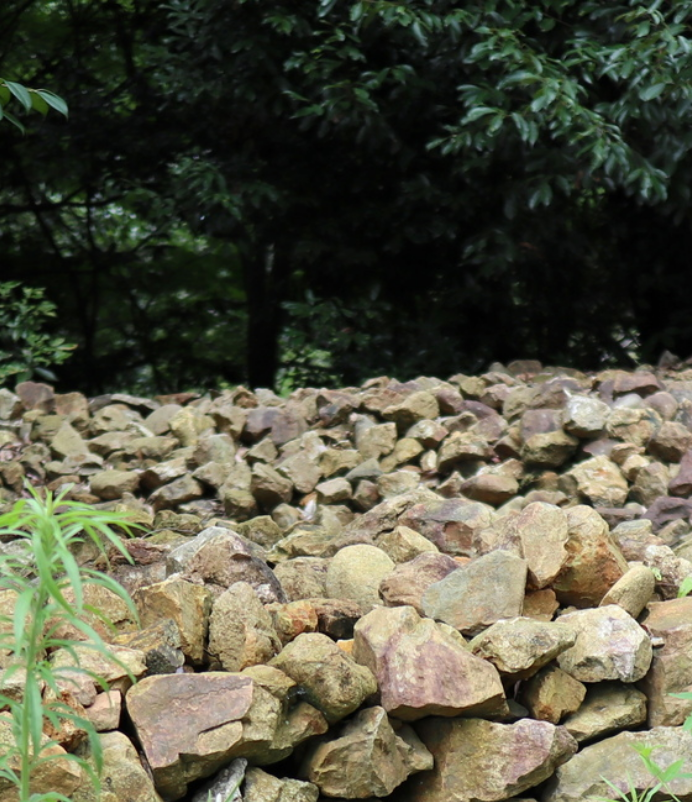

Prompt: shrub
[{"left": 0, "top": 483, "right": 140, "bottom": 801}]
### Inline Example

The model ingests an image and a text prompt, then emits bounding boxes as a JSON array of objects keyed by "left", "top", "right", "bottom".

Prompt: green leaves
[
  {"left": 0, "top": 78, "right": 68, "bottom": 132},
  {"left": 0, "top": 282, "right": 76, "bottom": 387},
  {"left": 0, "top": 483, "right": 142, "bottom": 801}
]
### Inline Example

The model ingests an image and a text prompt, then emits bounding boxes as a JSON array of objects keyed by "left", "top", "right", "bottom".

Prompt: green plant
[
  {"left": 0, "top": 282, "right": 76, "bottom": 386},
  {"left": 0, "top": 483, "right": 141, "bottom": 801},
  {"left": 677, "top": 575, "right": 692, "bottom": 598},
  {"left": 599, "top": 743, "right": 692, "bottom": 802},
  {"left": 0, "top": 79, "right": 67, "bottom": 132}
]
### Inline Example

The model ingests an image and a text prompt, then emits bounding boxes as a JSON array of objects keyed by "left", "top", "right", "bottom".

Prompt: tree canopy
[{"left": 3, "top": 0, "right": 692, "bottom": 393}]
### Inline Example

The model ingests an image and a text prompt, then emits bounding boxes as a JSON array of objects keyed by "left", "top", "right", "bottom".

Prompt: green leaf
[
  {"left": 639, "top": 83, "right": 667, "bottom": 102},
  {"left": 4, "top": 80, "right": 32, "bottom": 111},
  {"left": 464, "top": 106, "right": 497, "bottom": 123},
  {"left": 35, "top": 90, "right": 68, "bottom": 117},
  {"left": 678, "top": 574, "right": 692, "bottom": 597},
  {"left": 318, "top": 0, "right": 339, "bottom": 17}
]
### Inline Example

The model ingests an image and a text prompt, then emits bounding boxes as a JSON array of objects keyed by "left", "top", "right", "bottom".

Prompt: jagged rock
[
  {"left": 379, "top": 552, "right": 460, "bottom": 614},
  {"left": 556, "top": 605, "right": 652, "bottom": 683},
  {"left": 402, "top": 718, "right": 577, "bottom": 802},
  {"left": 300, "top": 706, "right": 433, "bottom": 798},
  {"left": 399, "top": 498, "right": 494, "bottom": 556},
  {"left": 564, "top": 455, "right": 628, "bottom": 506},
  {"left": 562, "top": 682, "right": 647, "bottom": 743},
  {"left": 383, "top": 391, "right": 439, "bottom": 431},
  {"left": 269, "top": 633, "right": 377, "bottom": 723},
  {"left": 85, "top": 690, "right": 123, "bottom": 731},
  {"left": 469, "top": 617, "right": 576, "bottom": 682},
  {"left": 0, "top": 715, "right": 83, "bottom": 800},
  {"left": 191, "top": 759, "right": 246, "bottom": 802},
  {"left": 134, "top": 576, "right": 212, "bottom": 666},
  {"left": 375, "top": 525, "right": 439, "bottom": 563},
  {"left": 72, "top": 730, "right": 162, "bottom": 802},
  {"left": 563, "top": 395, "right": 610, "bottom": 438},
  {"left": 126, "top": 672, "right": 278, "bottom": 800},
  {"left": 244, "top": 767, "right": 318, "bottom": 802},
  {"left": 543, "top": 727, "right": 692, "bottom": 802},
  {"left": 518, "top": 665, "right": 586, "bottom": 724},
  {"left": 90, "top": 468, "right": 140, "bottom": 499},
  {"left": 515, "top": 502, "right": 570, "bottom": 589},
  {"left": 552, "top": 505, "right": 629, "bottom": 607},
  {"left": 354, "top": 605, "right": 506, "bottom": 720},
  {"left": 422, "top": 549, "right": 527, "bottom": 635},
  {"left": 183, "top": 530, "right": 286, "bottom": 603},
  {"left": 208, "top": 582, "right": 281, "bottom": 671},
  {"left": 639, "top": 596, "right": 692, "bottom": 726}
]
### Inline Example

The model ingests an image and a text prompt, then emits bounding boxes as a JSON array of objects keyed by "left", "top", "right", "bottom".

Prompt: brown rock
[
  {"left": 518, "top": 665, "right": 587, "bottom": 724},
  {"left": 269, "top": 632, "right": 377, "bottom": 723},
  {"left": 639, "top": 597, "right": 692, "bottom": 726},
  {"left": 399, "top": 498, "right": 493, "bottom": 557},
  {"left": 354, "top": 606, "right": 506, "bottom": 720},
  {"left": 301, "top": 706, "right": 432, "bottom": 798},
  {"left": 422, "top": 550, "right": 527, "bottom": 635},
  {"left": 403, "top": 718, "right": 577, "bottom": 802},
  {"left": 648, "top": 421, "right": 692, "bottom": 462},
  {"left": 552, "top": 505, "right": 629, "bottom": 607},
  {"left": 379, "top": 552, "right": 459, "bottom": 614}
]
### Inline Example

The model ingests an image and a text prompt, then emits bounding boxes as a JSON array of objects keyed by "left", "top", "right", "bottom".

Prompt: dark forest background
[{"left": 3, "top": 0, "right": 692, "bottom": 396}]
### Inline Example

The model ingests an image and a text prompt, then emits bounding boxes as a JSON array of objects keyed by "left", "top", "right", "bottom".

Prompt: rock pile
[{"left": 1, "top": 361, "right": 692, "bottom": 802}]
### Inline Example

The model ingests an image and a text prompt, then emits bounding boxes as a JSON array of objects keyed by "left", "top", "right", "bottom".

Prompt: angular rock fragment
[{"left": 354, "top": 605, "right": 507, "bottom": 720}]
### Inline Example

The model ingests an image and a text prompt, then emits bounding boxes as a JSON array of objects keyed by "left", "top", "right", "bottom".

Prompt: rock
[
  {"left": 515, "top": 502, "right": 570, "bottom": 589},
  {"left": 383, "top": 391, "right": 439, "bottom": 431},
  {"left": 90, "top": 469, "right": 140, "bottom": 500},
  {"left": 556, "top": 605, "right": 652, "bottom": 683},
  {"left": 437, "top": 431, "right": 491, "bottom": 471},
  {"left": 355, "top": 421, "right": 398, "bottom": 459},
  {"left": 563, "top": 395, "right": 610, "bottom": 438},
  {"left": 16, "top": 380, "right": 55, "bottom": 412},
  {"left": 190, "top": 759, "right": 246, "bottom": 802},
  {"left": 669, "top": 449, "right": 692, "bottom": 496},
  {"left": 399, "top": 498, "right": 494, "bottom": 556},
  {"left": 269, "top": 633, "right": 377, "bottom": 723},
  {"left": 134, "top": 576, "right": 212, "bottom": 666},
  {"left": 522, "top": 430, "right": 579, "bottom": 468},
  {"left": 564, "top": 455, "right": 628, "bottom": 506},
  {"left": 300, "top": 706, "right": 433, "bottom": 798},
  {"left": 265, "top": 600, "right": 319, "bottom": 645},
  {"left": 379, "top": 552, "right": 459, "bottom": 614},
  {"left": 599, "top": 563, "right": 656, "bottom": 618},
  {"left": 208, "top": 582, "right": 281, "bottom": 671},
  {"left": 375, "top": 525, "right": 440, "bottom": 563},
  {"left": 325, "top": 544, "right": 394, "bottom": 614},
  {"left": 639, "top": 596, "right": 692, "bottom": 726},
  {"left": 252, "top": 463, "right": 294, "bottom": 509},
  {"left": 648, "top": 421, "right": 692, "bottom": 462},
  {"left": 518, "top": 665, "right": 586, "bottom": 724},
  {"left": 126, "top": 672, "right": 272, "bottom": 800},
  {"left": 469, "top": 617, "right": 576, "bottom": 682},
  {"left": 543, "top": 727, "right": 692, "bottom": 802},
  {"left": 272, "top": 557, "right": 329, "bottom": 601},
  {"left": 552, "top": 505, "right": 629, "bottom": 607},
  {"left": 562, "top": 682, "right": 647, "bottom": 743},
  {"left": 315, "top": 477, "right": 352, "bottom": 504},
  {"left": 354, "top": 605, "right": 506, "bottom": 720},
  {"left": 183, "top": 531, "right": 286, "bottom": 603},
  {"left": 402, "top": 718, "right": 577, "bottom": 802},
  {"left": 85, "top": 690, "right": 123, "bottom": 731},
  {"left": 422, "top": 550, "right": 527, "bottom": 635},
  {"left": 244, "top": 767, "right": 318, "bottom": 802},
  {"left": 276, "top": 452, "right": 322, "bottom": 494},
  {"left": 148, "top": 474, "right": 204, "bottom": 511},
  {"left": 459, "top": 473, "right": 519, "bottom": 505}
]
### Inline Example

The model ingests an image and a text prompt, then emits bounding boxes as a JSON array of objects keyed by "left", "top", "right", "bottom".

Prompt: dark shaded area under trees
[{"left": 3, "top": 0, "right": 692, "bottom": 395}]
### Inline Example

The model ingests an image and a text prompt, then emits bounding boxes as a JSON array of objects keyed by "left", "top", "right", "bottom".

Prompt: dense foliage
[{"left": 3, "top": 0, "right": 692, "bottom": 393}]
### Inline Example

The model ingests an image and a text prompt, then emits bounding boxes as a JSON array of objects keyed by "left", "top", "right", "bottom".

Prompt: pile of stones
[{"left": 1, "top": 360, "right": 692, "bottom": 802}]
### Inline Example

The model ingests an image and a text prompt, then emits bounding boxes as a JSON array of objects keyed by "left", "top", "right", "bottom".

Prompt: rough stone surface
[
  {"left": 353, "top": 605, "right": 507, "bottom": 720},
  {"left": 422, "top": 550, "right": 527, "bottom": 635},
  {"left": 402, "top": 718, "right": 577, "bottom": 802}
]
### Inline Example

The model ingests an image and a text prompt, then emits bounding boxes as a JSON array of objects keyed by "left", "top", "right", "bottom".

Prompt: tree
[
  {"left": 0, "top": 78, "right": 66, "bottom": 130},
  {"left": 3, "top": 1, "right": 692, "bottom": 394}
]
